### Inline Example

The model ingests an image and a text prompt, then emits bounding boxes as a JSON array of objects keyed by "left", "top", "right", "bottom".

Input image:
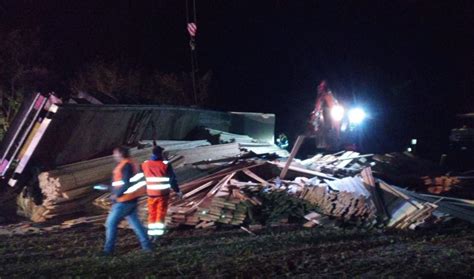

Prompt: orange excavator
[{"left": 308, "top": 81, "right": 366, "bottom": 151}]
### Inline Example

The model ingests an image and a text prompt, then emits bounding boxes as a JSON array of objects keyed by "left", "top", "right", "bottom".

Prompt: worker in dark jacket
[
  {"left": 103, "top": 147, "right": 151, "bottom": 255},
  {"left": 142, "top": 146, "right": 182, "bottom": 241}
]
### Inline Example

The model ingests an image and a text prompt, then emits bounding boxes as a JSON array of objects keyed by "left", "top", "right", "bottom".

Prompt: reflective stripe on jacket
[
  {"left": 112, "top": 159, "right": 146, "bottom": 202},
  {"left": 142, "top": 160, "right": 171, "bottom": 196}
]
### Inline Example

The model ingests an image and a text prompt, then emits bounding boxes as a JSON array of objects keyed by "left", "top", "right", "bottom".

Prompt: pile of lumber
[
  {"left": 15, "top": 137, "right": 283, "bottom": 224},
  {"left": 163, "top": 162, "right": 266, "bottom": 228},
  {"left": 296, "top": 180, "right": 377, "bottom": 221},
  {"left": 358, "top": 167, "right": 441, "bottom": 229},
  {"left": 90, "top": 152, "right": 474, "bottom": 231},
  {"left": 299, "top": 150, "right": 474, "bottom": 199},
  {"left": 300, "top": 151, "right": 374, "bottom": 176},
  {"left": 14, "top": 132, "right": 474, "bottom": 232},
  {"left": 374, "top": 180, "right": 439, "bottom": 229},
  {"left": 19, "top": 141, "right": 195, "bottom": 222},
  {"left": 196, "top": 184, "right": 250, "bottom": 226},
  {"left": 393, "top": 185, "right": 474, "bottom": 225},
  {"left": 276, "top": 154, "right": 473, "bottom": 230},
  {"left": 92, "top": 161, "right": 269, "bottom": 229},
  {"left": 27, "top": 147, "right": 155, "bottom": 221}
]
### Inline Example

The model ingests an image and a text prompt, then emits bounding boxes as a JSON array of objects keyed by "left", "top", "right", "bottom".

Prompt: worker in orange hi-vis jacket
[
  {"left": 103, "top": 147, "right": 151, "bottom": 255},
  {"left": 141, "top": 146, "right": 183, "bottom": 241}
]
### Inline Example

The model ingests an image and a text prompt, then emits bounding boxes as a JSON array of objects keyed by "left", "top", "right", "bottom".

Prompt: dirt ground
[{"left": 1, "top": 223, "right": 474, "bottom": 278}]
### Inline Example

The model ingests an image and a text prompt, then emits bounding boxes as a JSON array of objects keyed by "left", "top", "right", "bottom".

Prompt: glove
[
  {"left": 176, "top": 191, "right": 184, "bottom": 200},
  {"left": 93, "top": 184, "right": 109, "bottom": 191}
]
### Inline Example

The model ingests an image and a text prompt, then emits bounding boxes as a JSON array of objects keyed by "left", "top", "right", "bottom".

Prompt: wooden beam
[
  {"left": 271, "top": 161, "right": 337, "bottom": 180},
  {"left": 280, "top": 135, "right": 305, "bottom": 179},
  {"left": 242, "top": 168, "right": 271, "bottom": 186}
]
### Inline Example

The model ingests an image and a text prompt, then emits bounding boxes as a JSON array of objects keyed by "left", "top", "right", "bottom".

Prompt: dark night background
[{"left": 0, "top": 0, "right": 472, "bottom": 158}]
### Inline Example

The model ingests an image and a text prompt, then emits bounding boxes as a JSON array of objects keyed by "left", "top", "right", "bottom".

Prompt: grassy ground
[{"left": 1, "top": 223, "right": 474, "bottom": 278}]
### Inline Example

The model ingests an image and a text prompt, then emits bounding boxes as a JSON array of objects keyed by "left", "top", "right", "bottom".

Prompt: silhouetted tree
[
  {"left": 70, "top": 60, "right": 212, "bottom": 106},
  {"left": 0, "top": 29, "right": 52, "bottom": 139}
]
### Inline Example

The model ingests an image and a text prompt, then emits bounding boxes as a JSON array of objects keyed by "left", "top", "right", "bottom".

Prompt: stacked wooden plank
[
  {"left": 359, "top": 167, "right": 443, "bottom": 229},
  {"left": 377, "top": 181, "right": 440, "bottom": 229},
  {"left": 297, "top": 180, "right": 377, "bottom": 221},
  {"left": 166, "top": 165, "right": 261, "bottom": 228},
  {"left": 392, "top": 185, "right": 474, "bottom": 225},
  {"left": 196, "top": 185, "right": 249, "bottom": 226},
  {"left": 301, "top": 151, "right": 374, "bottom": 175}
]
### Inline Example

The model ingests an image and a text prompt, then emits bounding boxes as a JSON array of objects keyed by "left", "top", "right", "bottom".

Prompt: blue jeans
[{"left": 104, "top": 202, "right": 151, "bottom": 253}]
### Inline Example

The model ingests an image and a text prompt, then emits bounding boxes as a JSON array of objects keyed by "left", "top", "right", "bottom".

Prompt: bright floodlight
[
  {"left": 348, "top": 108, "right": 366, "bottom": 125},
  {"left": 331, "top": 105, "right": 345, "bottom": 122}
]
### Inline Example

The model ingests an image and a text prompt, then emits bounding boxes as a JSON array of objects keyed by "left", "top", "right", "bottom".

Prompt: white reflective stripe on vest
[
  {"left": 147, "top": 184, "right": 171, "bottom": 190},
  {"left": 148, "top": 223, "right": 165, "bottom": 229},
  {"left": 147, "top": 229, "right": 165, "bottom": 236},
  {"left": 146, "top": 177, "right": 170, "bottom": 183},
  {"left": 112, "top": 181, "right": 124, "bottom": 187},
  {"left": 112, "top": 173, "right": 144, "bottom": 187},
  {"left": 130, "top": 172, "right": 144, "bottom": 182},
  {"left": 123, "top": 181, "right": 147, "bottom": 194}
]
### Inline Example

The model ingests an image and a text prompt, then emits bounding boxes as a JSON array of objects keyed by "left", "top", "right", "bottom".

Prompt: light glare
[
  {"left": 348, "top": 108, "right": 366, "bottom": 125},
  {"left": 331, "top": 105, "right": 345, "bottom": 121}
]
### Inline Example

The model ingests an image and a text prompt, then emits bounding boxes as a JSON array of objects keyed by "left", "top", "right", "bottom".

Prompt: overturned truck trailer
[{"left": 0, "top": 93, "right": 275, "bottom": 191}]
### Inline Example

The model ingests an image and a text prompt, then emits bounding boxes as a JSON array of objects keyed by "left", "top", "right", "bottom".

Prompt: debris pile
[
  {"left": 299, "top": 150, "right": 374, "bottom": 176},
  {"left": 6, "top": 135, "right": 474, "bottom": 234},
  {"left": 16, "top": 141, "right": 209, "bottom": 222},
  {"left": 12, "top": 141, "right": 474, "bottom": 234}
]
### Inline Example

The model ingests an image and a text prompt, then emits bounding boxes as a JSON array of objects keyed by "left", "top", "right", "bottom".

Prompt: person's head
[
  {"left": 113, "top": 146, "right": 130, "bottom": 162},
  {"left": 152, "top": 146, "right": 164, "bottom": 160}
]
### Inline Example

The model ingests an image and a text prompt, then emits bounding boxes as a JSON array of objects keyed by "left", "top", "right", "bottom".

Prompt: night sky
[{"left": 1, "top": 0, "right": 473, "bottom": 156}]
